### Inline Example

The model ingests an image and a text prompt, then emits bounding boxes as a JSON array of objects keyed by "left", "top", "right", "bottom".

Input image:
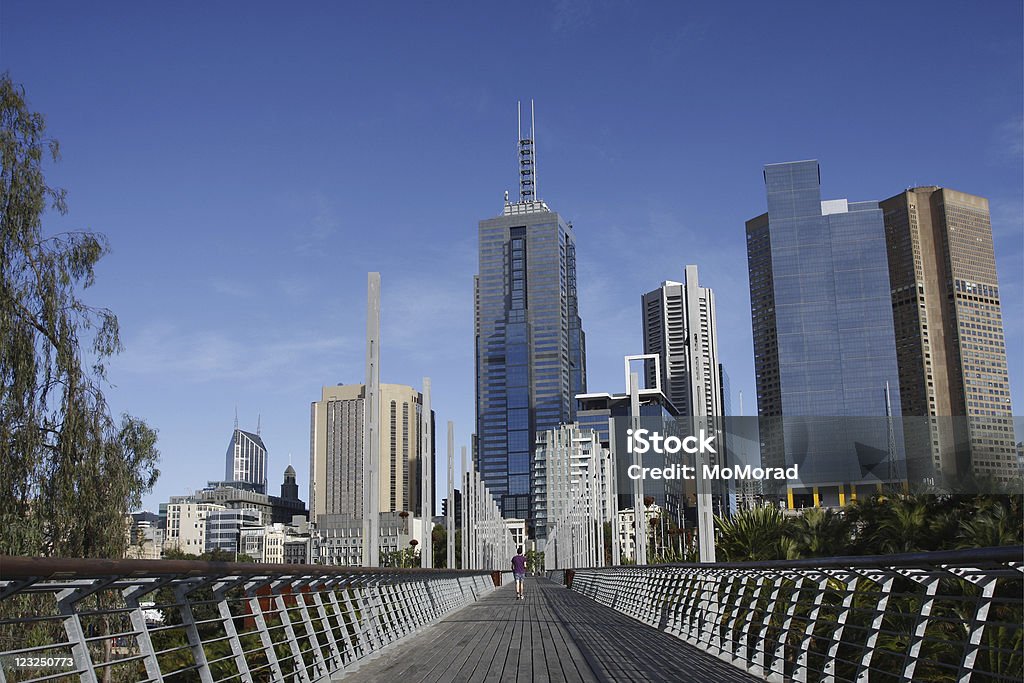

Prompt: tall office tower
[
  {"left": 746, "top": 160, "right": 905, "bottom": 508},
  {"left": 308, "top": 383, "right": 431, "bottom": 523},
  {"left": 475, "top": 101, "right": 587, "bottom": 522},
  {"left": 880, "top": 187, "right": 1016, "bottom": 483},
  {"left": 641, "top": 265, "right": 723, "bottom": 418},
  {"left": 224, "top": 426, "right": 268, "bottom": 494}
]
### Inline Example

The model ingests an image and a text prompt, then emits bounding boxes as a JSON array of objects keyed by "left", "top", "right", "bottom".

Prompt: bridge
[{"left": 1, "top": 546, "right": 1020, "bottom": 682}]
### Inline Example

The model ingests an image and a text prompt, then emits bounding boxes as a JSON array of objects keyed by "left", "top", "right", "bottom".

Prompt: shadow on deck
[{"left": 342, "top": 577, "right": 760, "bottom": 682}]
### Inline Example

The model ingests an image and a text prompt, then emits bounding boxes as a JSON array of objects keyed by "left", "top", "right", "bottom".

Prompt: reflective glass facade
[
  {"left": 475, "top": 202, "right": 587, "bottom": 522},
  {"left": 747, "top": 161, "right": 905, "bottom": 505},
  {"left": 224, "top": 429, "right": 268, "bottom": 494}
]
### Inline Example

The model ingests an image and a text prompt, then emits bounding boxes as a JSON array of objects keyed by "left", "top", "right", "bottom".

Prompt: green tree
[
  {"left": 957, "top": 496, "right": 1024, "bottom": 549},
  {"left": 432, "top": 524, "right": 446, "bottom": 567},
  {"left": 0, "top": 74, "right": 159, "bottom": 559},
  {"left": 784, "top": 506, "right": 851, "bottom": 558},
  {"left": 525, "top": 549, "right": 544, "bottom": 574},
  {"left": 851, "top": 493, "right": 949, "bottom": 554},
  {"left": 715, "top": 505, "right": 792, "bottom": 561},
  {"left": 162, "top": 547, "right": 256, "bottom": 563}
]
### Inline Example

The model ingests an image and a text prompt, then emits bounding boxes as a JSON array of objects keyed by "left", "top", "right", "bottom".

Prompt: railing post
[
  {"left": 353, "top": 580, "right": 386, "bottom": 651},
  {"left": 294, "top": 583, "right": 328, "bottom": 680},
  {"left": 123, "top": 585, "right": 166, "bottom": 683},
  {"left": 324, "top": 581, "right": 359, "bottom": 667},
  {"left": 246, "top": 581, "right": 285, "bottom": 681},
  {"left": 793, "top": 574, "right": 829, "bottom": 683},
  {"left": 750, "top": 573, "right": 786, "bottom": 680},
  {"left": 822, "top": 572, "right": 858, "bottom": 682},
  {"left": 902, "top": 571, "right": 940, "bottom": 682},
  {"left": 307, "top": 581, "right": 344, "bottom": 674},
  {"left": 211, "top": 579, "right": 253, "bottom": 683},
  {"left": 854, "top": 571, "right": 895, "bottom": 683},
  {"left": 955, "top": 573, "right": 999, "bottom": 683},
  {"left": 56, "top": 585, "right": 100, "bottom": 683},
  {"left": 173, "top": 582, "right": 215, "bottom": 683},
  {"left": 734, "top": 571, "right": 762, "bottom": 668},
  {"left": 273, "top": 581, "right": 313, "bottom": 683},
  {"left": 770, "top": 573, "right": 803, "bottom": 681}
]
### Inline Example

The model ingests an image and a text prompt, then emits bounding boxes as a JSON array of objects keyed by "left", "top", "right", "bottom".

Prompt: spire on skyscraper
[{"left": 517, "top": 100, "right": 537, "bottom": 203}]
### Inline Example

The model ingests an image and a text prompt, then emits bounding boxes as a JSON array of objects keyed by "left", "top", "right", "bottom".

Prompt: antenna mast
[
  {"left": 532, "top": 99, "right": 537, "bottom": 201},
  {"left": 518, "top": 100, "right": 536, "bottom": 202}
]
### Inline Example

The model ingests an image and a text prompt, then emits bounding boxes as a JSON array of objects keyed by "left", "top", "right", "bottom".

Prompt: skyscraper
[
  {"left": 641, "top": 265, "right": 723, "bottom": 418},
  {"left": 880, "top": 187, "right": 1016, "bottom": 483},
  {"left": 224, "top": 427, "right": 267, "bottom": 494},
  {"left": 746, "top": 160, "right": 905, "bottom": 507},
  {"left": 308, "top": 383, "right": 431, "bottom": 523},
  {"left": 475, "top": 102, "right": 587, "bottom": 522}
]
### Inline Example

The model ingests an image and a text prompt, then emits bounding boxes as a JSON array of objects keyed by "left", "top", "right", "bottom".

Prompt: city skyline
[{"left": 3, "top": 2, "right": 1021, "bottom": 512}]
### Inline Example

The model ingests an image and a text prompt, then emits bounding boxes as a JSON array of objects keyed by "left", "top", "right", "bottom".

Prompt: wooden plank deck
[{"left": 340, "top": 578, "right": 761, "bottom": 682}]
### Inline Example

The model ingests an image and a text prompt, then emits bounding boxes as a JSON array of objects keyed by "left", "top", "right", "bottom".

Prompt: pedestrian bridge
[{"left": 0, "top": 547, "right": 1020, "bottom": 682}]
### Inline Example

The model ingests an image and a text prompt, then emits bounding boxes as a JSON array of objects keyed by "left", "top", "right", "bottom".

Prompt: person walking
[{"left": 511, "top": 546, "right": 527, "bottom": 600}]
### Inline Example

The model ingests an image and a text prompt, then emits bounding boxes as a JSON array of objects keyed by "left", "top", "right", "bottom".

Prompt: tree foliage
[
  {"left": 0, "top": 73, "right": 159, "bottom": 559},
  {"left": 715, "top": 494, "right": 1022, "bottom": 562},
  {"left": 715, "top": 504, "right": 792, "bottom": 561}
]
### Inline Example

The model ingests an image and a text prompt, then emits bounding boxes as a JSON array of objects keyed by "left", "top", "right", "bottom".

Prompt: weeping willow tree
[{"left": 0, "top": 73, "right": 159, "bottom": 559}]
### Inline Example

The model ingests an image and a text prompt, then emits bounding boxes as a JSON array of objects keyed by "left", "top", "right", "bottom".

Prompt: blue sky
[{"left": 3, "top": 1, "right": 1021, "bottom": 513}]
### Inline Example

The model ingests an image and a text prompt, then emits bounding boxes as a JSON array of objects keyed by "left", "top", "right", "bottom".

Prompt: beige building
[
  {"left": 164, "top": 502, "right": 225, "bottom": 555},
  {"left": 881, "top": 187, "right": 1016, "bottom": 483},
  {"left": 240, "top": 523, "right": 288, "bottom": 564},
  {"left": 125, "top": 517, "right": 164, "bottom": 560},
  {"left": 315, "top": 512, "right": 423, "bottom": 566},
  {"left": 309, "top": 384, "right": 429, "bottom": 523},
  {"left": 616, "top": 503, "right": 661, "bottom": 563}
]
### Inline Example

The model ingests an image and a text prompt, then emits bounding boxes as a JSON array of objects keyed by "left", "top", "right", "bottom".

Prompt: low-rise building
[
  {"left": 205, "top": 509, "right": 263, "bottom": 554},
  {"left": 314, "top": 512, "right": 423, "bottom": 566},
  {"left": 165, "top": 502, "right": 226, "bottom": 555},
  {"left": 125, "top": 513, "right": 164, "bottom": 560},
  {"left": 616, "top": 503, "right": 661, "bottom": 563},
  {"left": 240, "top": 517, "right": 311, "bottom": 564}
]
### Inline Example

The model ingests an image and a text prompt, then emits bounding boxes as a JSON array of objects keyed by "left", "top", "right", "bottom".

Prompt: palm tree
[
  {"left": 849, "top": 493, "right": 950, "bottom": 554},
  {"left": 715, "top": 505, "right": 789, "bottom": 561},
  {"left": 784, "top": 507, "right": 851, "bottom": 558},
  {"left": 957, "top": 498, "right": 1023, "bottom": 548}
]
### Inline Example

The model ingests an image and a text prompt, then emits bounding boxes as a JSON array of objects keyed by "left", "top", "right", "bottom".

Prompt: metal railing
[
  {"left": 558, "top": 546, "right": 1023, "bottom": 683},
  {"left": 0, "top": 556, "right": 496, "bottom": 683}
]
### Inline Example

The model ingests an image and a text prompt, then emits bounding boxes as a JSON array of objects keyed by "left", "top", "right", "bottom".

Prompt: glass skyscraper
[
  {"left": 474, "top": 105, "right": 586, "bottom": 522},
  {"left": 746, "top": 160, "right": 905, "bottom": 507},
  {"left": 224, "top": 427, "right": 268, "bottom": 494}
]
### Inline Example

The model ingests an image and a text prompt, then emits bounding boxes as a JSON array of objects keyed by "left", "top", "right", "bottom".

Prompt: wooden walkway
[{"left": 342, "top": 577, "right": 761, "bottom": 682}]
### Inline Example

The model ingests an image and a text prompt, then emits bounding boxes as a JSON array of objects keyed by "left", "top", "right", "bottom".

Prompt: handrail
[
  {"left": 574, "top": 544, "right": 1024, "bottom": 571},
  {"left": 0, "top": 556, "right": 498, "bottom": 682},
  {"left": 564, "top": 545, "right": 1024, "bottom": 683},
  {"left": 0, "top": 555, "right": 490, "bottom": 580}
]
